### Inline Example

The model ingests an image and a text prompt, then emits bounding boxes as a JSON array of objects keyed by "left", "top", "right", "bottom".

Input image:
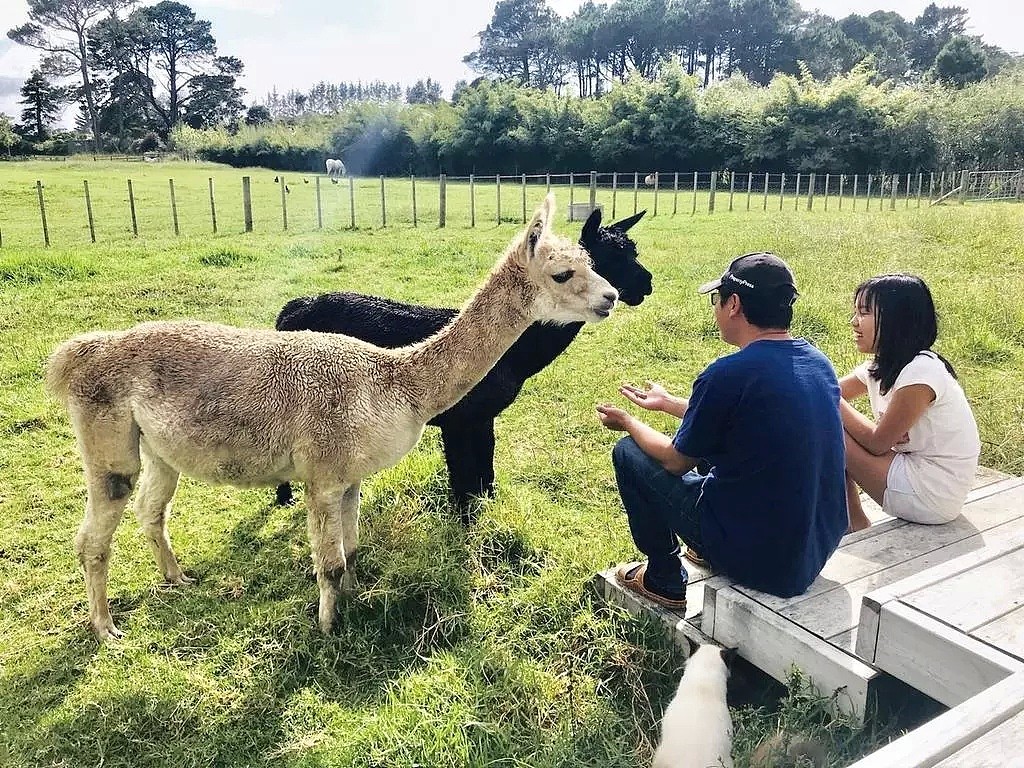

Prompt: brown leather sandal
[{"left": 614, "top": 561, "right": 687, "bottom": 611}]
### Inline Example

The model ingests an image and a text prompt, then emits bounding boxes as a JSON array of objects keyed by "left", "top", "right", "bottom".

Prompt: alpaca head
[
  {"left": 579, "top": 208, "right": 652, "bottom": 307},
  {"left": 514, "top": 194, "right": 618, "bottom": 325}
]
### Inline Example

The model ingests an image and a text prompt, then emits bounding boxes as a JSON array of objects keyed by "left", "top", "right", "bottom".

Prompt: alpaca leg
[
  {"left": 133, "top": 440, "right": 190, "bottom": 585},
  {"left": 69, "top": 404, "right": 141, "bottom": 641},
  {"left": 339, "top": 482, "right": 361, "bottom": 591},
  {"left": 305, "top": 480, "right": 351, "bottom": 633},
  {"left": 275, "top": 482, "right": 294, "bottom": 506},
  {"left": 440, "top": 426, "right": 478, "bottom": 521},
  {"left": 474, "top": 420, "right": 497, "bottom": 498}
]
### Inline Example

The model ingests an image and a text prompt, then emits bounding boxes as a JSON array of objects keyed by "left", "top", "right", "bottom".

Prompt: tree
[
  {"left": 464, "top": 0, "right": 565, "bottom": 89},
  {"left": 7, "top": 0, "right": 135, "bottom": 151},
  {"left": 932, "top": 35, "right": 987, "bottom": 87},
  {"left": 244, "top": 104, "right": 271, "bottom": 125},
  {"left": 0, "top": 113, "right": 18, "bottom": 156},
  {"left": 18, "top": 70, "right": 65, "bottom": 140},
  {"left": 911, "top": 3, "right": 969, "bottom": 75},
  {"left": 103, "top": 1, "right": 244, "bottom": 132},
  {"left": 406, "top": 78, "right": 443, "bottom": 104},
  {"left": 730, "top": 0, "right": 804, "bottom": 85}
]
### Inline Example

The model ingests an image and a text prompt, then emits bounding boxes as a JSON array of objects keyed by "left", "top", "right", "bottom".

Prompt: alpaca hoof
[
  {"left": 165, "top": 572, "right": 195, "bottom": 586},
  {"left": 92, "top": 619, "right": 124, "bottom": 642}
]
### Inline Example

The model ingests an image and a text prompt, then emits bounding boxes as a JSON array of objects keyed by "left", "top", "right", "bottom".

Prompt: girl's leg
[{"left": 844, "top": 432, "right": 895, "bottom": 530}]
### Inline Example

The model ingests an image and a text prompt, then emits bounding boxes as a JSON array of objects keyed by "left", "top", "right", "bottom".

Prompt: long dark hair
[{"left": 856, "top": 274, "right": 956, "bottom": 394}]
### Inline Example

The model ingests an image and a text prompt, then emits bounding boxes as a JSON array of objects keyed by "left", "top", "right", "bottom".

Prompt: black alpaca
[{"left": 274, "top": 208, "right": 652, "bottom": 521}]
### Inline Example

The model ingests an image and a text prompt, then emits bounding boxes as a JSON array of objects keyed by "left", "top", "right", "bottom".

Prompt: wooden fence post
[
  {"left": 36, "top": 180, "right": 50, "bottom": 247},
  {"left": 673, "top": 171, "right": 680, "bottom": 215},
  {"left": 210, "top": 177, "right": 219, "bottom": 233},
  {"left": 916, "top": 172, "right": 923, "bottom": 208},
  {"left": 611, "top": 171, "right": 618, "bottom": 218},
  {"left": 546, "top": 172, "right": 551, "bottom": 193},
  {"left": 879, "top": 173, "right": 886, "bottom": 211},
  {"left": 242, "top": 176, "right": 252, "bottom": 232},
  {"left": 794, "top": 172, "right": 801, "bottom": 210},
  {"left": 280, "top": 175, "right": 288, "bottom": 230},
  {"left": 839, "top": 175, "right": 845, "bottom": 210},
  {"left": 906, "top": 173, "right": 912, "bottom": 208},
  {"left": 692, "top": 171, "right": 698, "bottom": 214},
  {"left": 84, "top": 180, "right": 96, "bottom": 243},
  {"left": 314, "top": 176, "right": 321, "bottom": 229},
  {"left": 169, "top": 178, "right": 179, "bottom": 235},
  {"left": 779, "top": 173, "right": 786, "bottom": 211},
  {"left": 824, "top": 174, "right": 830, "bottom": 211},
  {"left": 709, "top": 171, "right": 717, "bottom": 213},
  {"left": 865, "top": 175, "right": 872, "bottom": 210},
  {"left": 439, "top": 173, "right": 447, "bottom": 228},
  {"left": 589, "top": 170, "right": 597, "bottom": 211},
  {"left": 521, "top": 173, "right": 527, "bottom": 224},
  {"left": 569, "top": 172, "right": 575, "bottom": 209},
  {"left": 379, "top": 175, "right": 386, "bottom": 227},
  {"left": 633, "top": 171, "right": 639, "bottom": 215},
  {"left": 469, "top": 174, "right": 475, "bottom": 227},
  {"left": 496, "top": 174, "right": 502, "bottom": 223},
  {"left": 959, "top": 169, "right": 969, "bottom": 204},
  {"left": 411, "top": 175, "right": 417, "bottom": 227},
  {"left": 891, "top": 174, "right": 898, "bottom": 210},
  {"left": 763, "top": 172, "right": 769, "bottom": 211},
  {"left": 128, "top": 178, "right": 139, "bottom": 236},
  {"left": 728, "top": 171, "right": 734, "bottom": 211},
  {"left": 746, "top": 171, "right": 752, "bottom": 211},
  {"left": 348, "top": 175, "right": 355, "bottom": 229},
  {"left": 653, "top": 171, "right": 659, "bottom": 216},
  {"left": 807, "top": 172, "right": 815, "bottom": 211}
]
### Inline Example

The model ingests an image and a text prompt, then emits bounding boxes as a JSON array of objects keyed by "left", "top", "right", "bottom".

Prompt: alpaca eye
[{"left": 552, "top": 270, "right": 574, "bottom": 284}]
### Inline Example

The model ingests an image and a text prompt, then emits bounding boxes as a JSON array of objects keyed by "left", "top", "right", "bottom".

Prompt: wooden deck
[{"left": 595, "top": 466, "right": 1024, "bottom": 721}]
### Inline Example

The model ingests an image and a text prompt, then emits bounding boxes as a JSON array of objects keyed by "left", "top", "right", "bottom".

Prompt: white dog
[{"left": 653, "top": 644, "right": 736, "bottom": 768}]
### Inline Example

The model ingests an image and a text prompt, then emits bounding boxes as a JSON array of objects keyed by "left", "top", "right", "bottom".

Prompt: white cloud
[{"left": 189, "top": 0, "right": 284, "bottom": 16}]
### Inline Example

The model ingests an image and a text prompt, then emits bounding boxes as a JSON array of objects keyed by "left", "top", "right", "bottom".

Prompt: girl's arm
[
  {"left": 839, "top": 373, "right": 867, "bottom": 402},
  {"left": 841, "top": 384, "right": 935, "bottom": 456}
]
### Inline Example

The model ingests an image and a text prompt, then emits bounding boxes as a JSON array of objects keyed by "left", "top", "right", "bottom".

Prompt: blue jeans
[{"left": 612, "top": 436, "right": 708, "bottom": 596}]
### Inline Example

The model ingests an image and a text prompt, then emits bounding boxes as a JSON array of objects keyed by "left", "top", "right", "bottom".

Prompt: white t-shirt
[{"left": 854, "top": 352, "right": 981, "bottom": 518}]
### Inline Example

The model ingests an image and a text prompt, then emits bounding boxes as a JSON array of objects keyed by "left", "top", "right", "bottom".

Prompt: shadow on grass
[{"left": 3, "top": 483, "right": 477, "bottom": 767}]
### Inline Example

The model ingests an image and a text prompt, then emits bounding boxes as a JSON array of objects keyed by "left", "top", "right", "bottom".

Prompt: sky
[{"left": 0, "top": 0, "right": 1020, "bottom": 128}]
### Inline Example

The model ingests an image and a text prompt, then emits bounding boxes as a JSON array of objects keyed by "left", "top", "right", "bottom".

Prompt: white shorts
[{"left": 883, "top": 454, "right": 961, "bottom": 524}]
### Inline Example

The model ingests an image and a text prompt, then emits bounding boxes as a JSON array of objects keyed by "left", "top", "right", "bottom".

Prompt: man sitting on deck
[{"left": 596, "top": 252, "right": 848, "bottom": 608}]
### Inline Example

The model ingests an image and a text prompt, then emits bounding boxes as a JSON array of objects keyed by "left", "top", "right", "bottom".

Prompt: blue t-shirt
[{"left": 672, "top": 339, "right": 847, "bottom": 597}]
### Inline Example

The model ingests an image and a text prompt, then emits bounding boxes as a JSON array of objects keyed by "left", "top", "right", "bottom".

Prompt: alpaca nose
[{"left": 603, "top": 289, "right": 618, "bottom": 304}]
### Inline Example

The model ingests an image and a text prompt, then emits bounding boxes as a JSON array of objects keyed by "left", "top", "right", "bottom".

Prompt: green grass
[{"left": 1, "top": 160, "right": 1022, "bottom": 767}]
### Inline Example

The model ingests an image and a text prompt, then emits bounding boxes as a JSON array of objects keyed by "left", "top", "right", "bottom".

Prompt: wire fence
[{"left": 2, "top": 168, "right": 1022, "bottom": 248}]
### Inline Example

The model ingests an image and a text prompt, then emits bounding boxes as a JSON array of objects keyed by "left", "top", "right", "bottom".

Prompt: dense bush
[{"left": 177, "top": 66, "right": 1024, "bottom": 175}]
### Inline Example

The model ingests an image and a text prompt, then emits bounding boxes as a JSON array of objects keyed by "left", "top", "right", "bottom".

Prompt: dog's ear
[
  {"left": 684, "top": 636, "right": 700, "bottom": 658},
  {"left": 720, "top": 646, "right": 739, "bottom": 668}
]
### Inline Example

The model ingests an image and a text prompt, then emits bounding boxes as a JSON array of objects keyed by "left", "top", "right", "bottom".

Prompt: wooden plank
[
  {"left": 858, "top": 515, "right": 1024, "bottom": 660},
  {"left": 933, "top": 709, "right": 1024, "bottom": 767},
  {"left": 873, "top": 601, "right": 1023, "bottom": 706},
  {"left": 750, "top": 481, "right": 1024, "bottom": 615},
  {"left": 905, "top": 545, "right": 1024, "bottom": 634},
  {"left": 701, "top": 583, "right": 877, "bottom": 719},
  {"left": 785, "top": 514, "right": 1024, "bottom": 643},
  {"left": 974, "top": 604, "right": 1024, "bottom": 658},
  {"left": 845, "top": 670, "right": 1024, "bottom": 768}
]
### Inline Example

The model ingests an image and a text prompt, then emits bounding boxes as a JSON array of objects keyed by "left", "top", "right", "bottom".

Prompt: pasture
[{"left": 1, "top": 159, "right": 1022, "bottom": 767}]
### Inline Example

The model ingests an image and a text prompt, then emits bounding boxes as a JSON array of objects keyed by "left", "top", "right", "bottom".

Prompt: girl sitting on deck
[{"left": 842, "top": 274, "right": 981, "bottom": 532}]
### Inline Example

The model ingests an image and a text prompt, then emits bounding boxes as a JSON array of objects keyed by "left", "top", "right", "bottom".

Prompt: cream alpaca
[{"left": 46, "top": 194, "right": 617, "bottom": 641}]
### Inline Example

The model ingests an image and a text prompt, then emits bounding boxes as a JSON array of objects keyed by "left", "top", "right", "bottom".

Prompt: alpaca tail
[{"left": 45, "top": 332, "right": 111, "bottom": 402}]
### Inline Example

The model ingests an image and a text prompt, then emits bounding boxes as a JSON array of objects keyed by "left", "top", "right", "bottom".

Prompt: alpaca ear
[
  {"left": 609, "top": 210, "right": 646, "bottom": 233},
  {"left": 521, "top": 193, "right": 554, "bottom": 262},
  {"left": 580, "top": 206, "right": 602, "bottom": 246}
]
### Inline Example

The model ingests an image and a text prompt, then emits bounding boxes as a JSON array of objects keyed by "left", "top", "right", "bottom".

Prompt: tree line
[
  {"left": 181, "top": 64, "right": 1024, "bottom": 177},
  {"left": 2, "top": 0, "right": 1021, "bottom": 163}
]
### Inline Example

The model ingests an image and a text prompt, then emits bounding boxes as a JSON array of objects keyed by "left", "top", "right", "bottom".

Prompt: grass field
[{"left": 1, "top": 159, "right": 1022, "bottom": 767}]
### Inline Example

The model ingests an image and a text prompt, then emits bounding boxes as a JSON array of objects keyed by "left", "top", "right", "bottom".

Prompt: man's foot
[{"left": 614, "top": 562, "right": 687, "bottom": 611}]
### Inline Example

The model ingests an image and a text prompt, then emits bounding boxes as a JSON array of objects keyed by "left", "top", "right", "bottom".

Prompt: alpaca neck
[{"left": 401, "top": 252, "right": 537, "bottom": 419}]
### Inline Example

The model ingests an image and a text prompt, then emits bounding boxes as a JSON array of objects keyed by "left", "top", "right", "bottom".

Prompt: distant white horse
[{"left": 326, "top": 158, "right": 346, "bottom": 183}]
